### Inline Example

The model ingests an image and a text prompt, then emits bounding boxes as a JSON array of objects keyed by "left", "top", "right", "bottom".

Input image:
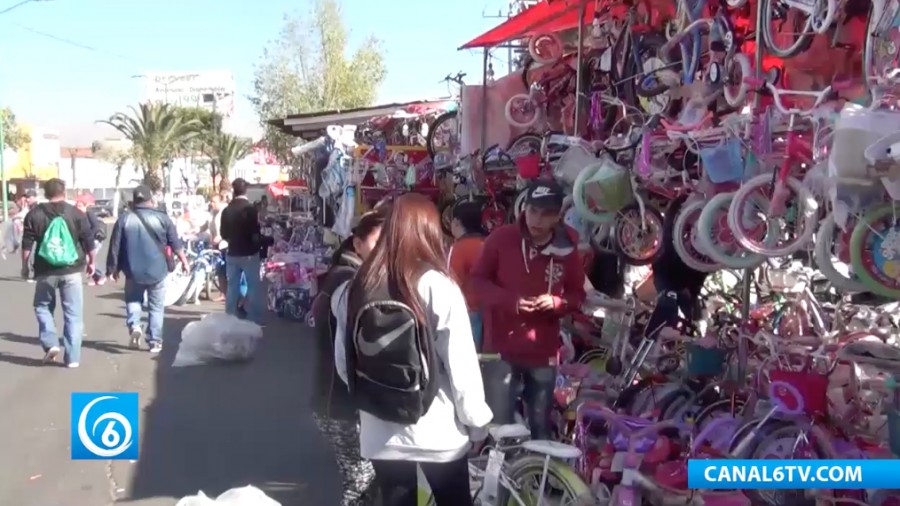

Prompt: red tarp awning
[{"left": 459, "top": 0, "right": 589, "bottom": 50}]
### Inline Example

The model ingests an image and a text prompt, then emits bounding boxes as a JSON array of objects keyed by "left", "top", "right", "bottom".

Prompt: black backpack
[{"left": 344, "top": 277, "right": 439, "bottom": 424}]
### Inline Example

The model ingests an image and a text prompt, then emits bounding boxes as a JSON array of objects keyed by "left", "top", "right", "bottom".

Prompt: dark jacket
[
  {"left": 220, "top": 197, "right": 261, "bottom": 257},
  {"left": 311, "top": 251, "right": 361, "bottom": 420},
  {"left": 21, "top": 202, "right": 94, "bottom": 278},
  {"left": 85, "top": 208, "right": 106, "bottom": 243},
  {"left": 106, "top": 206, "right": 181, "bottom": 285}
]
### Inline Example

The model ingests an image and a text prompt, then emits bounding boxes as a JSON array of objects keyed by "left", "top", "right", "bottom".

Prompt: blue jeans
[
  {"left": 482, "top": 361, "right": 556, "bottom": 440},
  {"left": 34, "top": 273, "right": 84, "bottom": 364},
  {"left": 469, "top": 311, "right": 483, "bottom": 351},
  {"left": 124, "top": 278, "right": 166, "bottom": 345},
  {"left": 226, "top": 254, "right": 262, "bottom": 324}
]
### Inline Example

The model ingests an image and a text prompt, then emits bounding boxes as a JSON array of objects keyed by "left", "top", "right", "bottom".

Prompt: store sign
[{"left": 142, "top": 71, "right": 236, "bottom": 117}]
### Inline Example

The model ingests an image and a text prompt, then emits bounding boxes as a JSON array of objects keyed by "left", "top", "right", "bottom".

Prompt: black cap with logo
[{"left": 524, "top": 180, "right": 565, "bottom": 210}]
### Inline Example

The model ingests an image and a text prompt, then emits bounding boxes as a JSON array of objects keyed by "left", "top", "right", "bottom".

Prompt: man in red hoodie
[{"left": 471, "top": 180, "right": 586, "bottom": 439}]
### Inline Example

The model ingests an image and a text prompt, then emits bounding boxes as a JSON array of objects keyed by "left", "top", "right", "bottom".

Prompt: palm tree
[
  {"left": 203, "top": 131, "right": 252, "bottom": 192},
  {"left": 91, "top": 141, "right": 133, "bottom": 217},
  {"left": 98, "top": 103, "right": 201, "bottom": 192}
]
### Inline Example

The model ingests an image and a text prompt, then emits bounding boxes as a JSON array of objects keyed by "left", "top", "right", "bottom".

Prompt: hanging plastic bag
[
  {"left": 175, "top": 485, "right": 281, "bottom": 506},
  {"left": 172, "top": 313, "right": 263, "bottom": 367}
]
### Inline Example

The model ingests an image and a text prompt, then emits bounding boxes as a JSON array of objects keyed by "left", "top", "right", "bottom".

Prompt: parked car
[{"left": 89, "top": 199, "right": 113, "bottom": 218}]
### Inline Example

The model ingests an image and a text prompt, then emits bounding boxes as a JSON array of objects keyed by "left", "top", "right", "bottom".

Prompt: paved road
[{"left": 0, "top": 257, "right": 339, "bottom": 506}]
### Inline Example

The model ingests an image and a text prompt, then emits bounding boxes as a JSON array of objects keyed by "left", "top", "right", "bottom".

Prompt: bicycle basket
[
  {"left": 769, "top": 369, "right": 829, "bottom": 417},
  {"left": 888, "top": 408, "right": 900, "bottom": 457},
  {"left": 553, "top": 145, "right": 599, "bottom": 186},
  {"left": 582, "top": 158, "right": 634, "bottom": 215},
  {"left": 514, "top": 152, "right": 541, "bottom": 179},
  {"left": 701, "top": 138, "right": 744, "bottom": 184},
  {"left": 686, "top": 343, "right": 726, "bottom": 377}
]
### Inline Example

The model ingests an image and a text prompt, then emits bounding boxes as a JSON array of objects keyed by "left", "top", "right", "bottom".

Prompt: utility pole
[{"left": 1, "top": 0, "right": 53, "bottom": 220}]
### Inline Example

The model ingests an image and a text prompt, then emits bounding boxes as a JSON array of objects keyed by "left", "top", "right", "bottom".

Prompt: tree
[
  {"left": 98, "top": 103, "right": 202, "bottom": 192},
  {"left": 203, "top": 131, "right": 252, "bottom": 192},
  {"left": 91, "top": 141, "right": 133, "bottom": 217},
  {"left": 175, "top": 107, "right": 223, "bottom": 192},
  {"left": 1, "top": 107, "right": 30, "bottom": 151},
  {"left": 250, "top": 0, "right": 387, "bottom": 163}
]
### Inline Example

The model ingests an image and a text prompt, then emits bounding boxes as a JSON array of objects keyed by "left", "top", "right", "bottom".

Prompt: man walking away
[
  {"left": 207, "top": 194, "right": 228, "bottom": 302},
  {"left": 220, "top": 178, "right": 264, "bottom": 325},
  {"left": 74, "top": 196, "right": 108, "bottom": 286},
  {"left": 106, "top": 186, "right": 188, "bottom": 353},
  {"left": 471, "top": 180, "right": 586, "bottom": 439},
  {"left": 20, "top": 179, "right": 95, "bottom": 368}
]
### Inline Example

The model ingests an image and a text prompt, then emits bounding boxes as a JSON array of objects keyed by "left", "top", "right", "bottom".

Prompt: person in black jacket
[
  {"left": 311, "top": 206, "right": 388, "bottom": 506},
  {"left": 646, "top": 195, "right": 709, "bottom": 338},
  {"left": 219, "top": 179, "right": 264, "bottom": 324},
  {"left": 75, "top": 198, "right": 107, "bottom": 285}
]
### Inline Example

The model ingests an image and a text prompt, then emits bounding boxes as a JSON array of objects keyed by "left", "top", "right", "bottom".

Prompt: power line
[
  {"left": 0, "top": 0, "right": 51, "bottom": 16},
  {"left": 11, "top": 22, "right": 132, "bottom": 61}
]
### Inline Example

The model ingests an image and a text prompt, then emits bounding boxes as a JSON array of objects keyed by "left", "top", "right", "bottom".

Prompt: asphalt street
[{"left": 0, "top": 255, "right": 339, "bottom": 506}]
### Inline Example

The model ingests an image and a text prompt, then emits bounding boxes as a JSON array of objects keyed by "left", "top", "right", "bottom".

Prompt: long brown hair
[
  {"left": 354, "top": 193, "right": 449, "bottom": 322},
  {"left": 331, "top": 205, "right": 390, "bottom": 264}
]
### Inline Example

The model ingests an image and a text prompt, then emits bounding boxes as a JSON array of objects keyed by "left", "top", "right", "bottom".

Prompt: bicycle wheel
[
  {"left": 614, "top": 202, "right": 664, "bottom": 266},
  {"left": 695, "top": 192, "right": 770, "bottom": 269},
  {"left": 750, "top": 424, "right": 831, "bottom": 506},
  {"left": 727, "top": 174, "right": 819, "bottom": 257},
  {"left": 498, "top": 455, "right": 593, "bottom": 506},
  {"left": 506, "top": 133, "right": 542, "bottom": 159},
  {"left": 760, "top": 0, "right": 816, "bottom": 58},
  {"left": 505, "top": 94, "right": 541, "bottom": 129},
  {"left": 814, "top": 214, "right": 867, "bottom": 292},
  {"left": 672, "top": 198, "right": 721, "bottom": 272},
  {"left": 849, "top": 203, "right": 900, "bottom": 298},
  {"left": 426, "top": 111, "right": 459, "bottom": 159}
]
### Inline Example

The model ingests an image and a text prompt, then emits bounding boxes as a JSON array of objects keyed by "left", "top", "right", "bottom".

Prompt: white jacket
[{"left": 332, "top": 269, "right": 493, "bottom": 462}]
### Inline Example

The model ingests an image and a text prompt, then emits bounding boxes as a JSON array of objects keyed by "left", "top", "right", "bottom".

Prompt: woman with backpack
[
  {"left": 331, "top": 193, "right": 492, "bottom": 506},
  {"left": 311, "top": 207, "right": 389, "bottom": 506}
]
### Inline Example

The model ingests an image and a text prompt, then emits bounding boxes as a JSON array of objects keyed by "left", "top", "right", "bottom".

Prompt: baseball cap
[
  {"left": 525, "top": 180, "right": 564, "bottom": 210},
  {"left": 132, "top": 185, "right": 153, "bottom": 204}
]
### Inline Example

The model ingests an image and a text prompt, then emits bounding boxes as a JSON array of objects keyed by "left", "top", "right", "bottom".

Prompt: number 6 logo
[{"left": 78, "top": 396, "right": 133, "bottom": 457}]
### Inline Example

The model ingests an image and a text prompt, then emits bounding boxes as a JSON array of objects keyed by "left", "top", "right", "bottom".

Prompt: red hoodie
[{"left": 471, "top": 219, "right": 586, "bottom": 367}]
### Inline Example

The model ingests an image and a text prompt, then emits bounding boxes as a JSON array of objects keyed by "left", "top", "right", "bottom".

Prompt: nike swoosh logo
[{"left": 356, "top": 319, "right": 415, "bottom": 356}]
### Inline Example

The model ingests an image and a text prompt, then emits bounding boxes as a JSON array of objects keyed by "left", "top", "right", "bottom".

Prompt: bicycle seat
[
  {"left": 521, "top": 440, "right": 582, "bottom": 459},
  {"left": 488, "top": 424, "right": 530, "bottom": 441}
]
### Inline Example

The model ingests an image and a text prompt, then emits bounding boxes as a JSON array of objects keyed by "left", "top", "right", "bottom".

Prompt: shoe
[
  {"left": 149, "top": 343, "right": 162, "bottom": 354},
  {"left": 67, "top": 362, "right": 80, "bottom": 368},
  {"left": 43, "top": 346, "right": 60, "bottom": 364},
  {"left": 27, "top": 279, "right": 34, "bottom": 283},
  {"left": 96, "top": 277, "right": 106, "bottom": 286},
  {"left": 129, "top": 327, "right": 143, "bottom": 349},
  {"left": 87, "top": 279, "right": 96, "bottom": 286}
]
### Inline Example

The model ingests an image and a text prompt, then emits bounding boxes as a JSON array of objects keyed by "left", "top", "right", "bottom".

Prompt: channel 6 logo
[{"left": 71, "top": 393, "right": 139, "bottom": 460}]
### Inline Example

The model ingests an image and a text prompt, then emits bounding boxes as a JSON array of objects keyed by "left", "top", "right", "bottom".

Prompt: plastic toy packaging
[
  {"left": 175, "top": 485, "right": 281, "bottom": 506},
  {"left": 172, "top": 313, "right": 263, "bottom": 367}
]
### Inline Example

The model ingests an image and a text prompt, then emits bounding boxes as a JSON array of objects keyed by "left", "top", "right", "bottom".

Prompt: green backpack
[{"left": 37, "top": 212, "right": 79, "bottom": 267}]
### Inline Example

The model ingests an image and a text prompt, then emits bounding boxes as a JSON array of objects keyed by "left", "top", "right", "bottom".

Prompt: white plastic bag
[
  {"left": 172, "top": 313, "right": 263, "bottom": 367},
  {"left": 175, "top": 485, "right": 281, "bottom": 506}
]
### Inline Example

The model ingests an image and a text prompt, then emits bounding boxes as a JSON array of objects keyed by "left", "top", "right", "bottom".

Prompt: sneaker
[
  {"left": 43, "top": 346, "right": 61, "bottom": 364},
  {"left": 67, "top": 362, "right": 80, "bottom": 368},
  {"left": 95, "top": 277, "right": 106, "bottom": 286},
  {"left": 129, "top": 327, "right": 143, "bottom": 349},
  {"left": 87, "top": 279, "right": 96, "bottom": 286},
  {"left": 149, "top": 343, "right": 162, "bottom": 354},
  {"left": 27, "top": 279, "right": 34, "bottom": 283}
]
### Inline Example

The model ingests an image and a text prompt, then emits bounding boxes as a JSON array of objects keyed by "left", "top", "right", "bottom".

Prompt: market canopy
[{"left": 458, "top": 0, "right": 591, "bottom": 50}]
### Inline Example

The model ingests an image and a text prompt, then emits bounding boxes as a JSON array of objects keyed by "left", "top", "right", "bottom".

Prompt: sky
[{"left": 0, "top": 0, "right": 515, "bottom": 146}]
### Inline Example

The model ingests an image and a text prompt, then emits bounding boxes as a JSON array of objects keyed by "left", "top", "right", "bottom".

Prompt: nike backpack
[
  {"left": 344, "top": 278, "right": 439, "bottom": 424},
  {"left": 37, "top": 206, "right": 79, "bottom": 267}
]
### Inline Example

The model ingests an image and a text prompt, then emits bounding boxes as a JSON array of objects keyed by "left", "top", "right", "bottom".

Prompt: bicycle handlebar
[{"left": 743, "top": 78, "right": 849, "bottom": 116}]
